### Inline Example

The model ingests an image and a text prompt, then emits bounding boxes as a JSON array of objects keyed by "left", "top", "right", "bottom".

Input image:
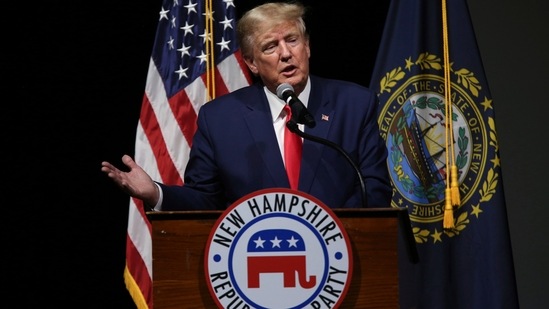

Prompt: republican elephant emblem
[{"left": 246, "top": 229, "right": 316, "bottom": 289}]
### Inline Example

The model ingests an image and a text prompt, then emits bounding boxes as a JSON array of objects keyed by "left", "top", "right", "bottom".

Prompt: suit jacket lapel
[
  {"left": 300, "top": 77, "right": 334, "bottom": 192},
  {"left": 243, "top": 85, "right": 290, "bottom": 188}
]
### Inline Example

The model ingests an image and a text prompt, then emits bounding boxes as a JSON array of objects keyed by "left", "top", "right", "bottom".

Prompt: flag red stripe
[
  {"left": 140, "top": 94, "right": 183, "bottom": 185},
  {"left": 200, "top": 70, "right": 230, "bottom": 98},
  {"left": 125, "top": 198, "right": 153, "bottom": 308},
  {"left": 168, "top": 89, "right": 197, "bottom": 150},
  {"left": 126, "top": 234, "right": 153, "bottom": 305}
]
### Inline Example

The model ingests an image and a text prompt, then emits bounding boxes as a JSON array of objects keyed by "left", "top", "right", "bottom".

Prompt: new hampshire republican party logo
[{"left": 204, "top": 188, "right": 353, "bottom": 308}]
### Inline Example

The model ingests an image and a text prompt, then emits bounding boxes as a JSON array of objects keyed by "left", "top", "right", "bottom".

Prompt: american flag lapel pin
[{"left": 321, "top": 114, "right": 329, "bottom": 121}]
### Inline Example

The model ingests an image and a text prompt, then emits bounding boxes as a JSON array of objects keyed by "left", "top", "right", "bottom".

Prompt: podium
[{"left": 147, "top": 207, "right": 417, "bottom": 308}]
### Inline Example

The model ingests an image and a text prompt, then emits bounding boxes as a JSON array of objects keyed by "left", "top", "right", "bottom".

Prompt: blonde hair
[{"left": 237, "top": 2, "right": 308, "bottom": 59}]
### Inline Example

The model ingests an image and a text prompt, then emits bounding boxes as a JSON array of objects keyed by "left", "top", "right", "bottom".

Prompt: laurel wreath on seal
[{"left": 379, "top": 52, "right": 501, "bottom": 244}]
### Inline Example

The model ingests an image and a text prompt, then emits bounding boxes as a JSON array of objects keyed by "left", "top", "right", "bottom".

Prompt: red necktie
[{"left": 283, "top": 105, "right": 302, "bottom": 190}]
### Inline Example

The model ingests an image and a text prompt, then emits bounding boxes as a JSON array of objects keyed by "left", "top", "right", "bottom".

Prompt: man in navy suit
[{"left": 101, "top": 2, "right": 392, "bottom": 210}]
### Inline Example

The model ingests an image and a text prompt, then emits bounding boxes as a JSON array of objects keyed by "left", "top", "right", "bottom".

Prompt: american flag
[{"left": 125, "top": 0, "right": 251, "bottom": 308}]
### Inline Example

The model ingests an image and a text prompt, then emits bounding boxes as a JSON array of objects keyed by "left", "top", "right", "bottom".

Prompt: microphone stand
[{"left": 286, "top": 119, "right": 368, "bottom": 208}]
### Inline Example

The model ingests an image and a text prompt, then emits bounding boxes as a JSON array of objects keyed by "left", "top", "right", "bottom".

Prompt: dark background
[{"left": 7, "top": 0, "right": 547, "bottom": 308}]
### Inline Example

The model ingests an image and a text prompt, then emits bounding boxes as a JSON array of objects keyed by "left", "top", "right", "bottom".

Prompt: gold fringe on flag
[
  {"left": 124, "top": 265, "right": 150, "bottom": 309},
  {"left": 450, "top": 165, "right": 461, "bottom": 206},
  {"left": 442, "top": 0, "right": 459, "bottom": 228},
  {"left": 444, "top": 188, "right": 455, "bottom": 229}
]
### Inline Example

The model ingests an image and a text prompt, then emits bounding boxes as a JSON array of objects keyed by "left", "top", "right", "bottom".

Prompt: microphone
[{"left": 276, "top": 83, "right": 316, "bottom": 128}]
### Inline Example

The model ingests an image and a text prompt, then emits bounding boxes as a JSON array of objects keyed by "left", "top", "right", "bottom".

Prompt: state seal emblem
[{"left": 377, "top": 52, "right": 502, "bottom": 243}]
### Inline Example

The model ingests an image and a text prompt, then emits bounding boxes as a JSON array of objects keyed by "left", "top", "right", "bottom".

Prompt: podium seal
[{"left": 204, "top": 188, "right": 353, "bottom": 308}]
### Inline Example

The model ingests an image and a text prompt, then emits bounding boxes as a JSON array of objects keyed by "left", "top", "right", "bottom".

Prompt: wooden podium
[{"left": 147, "top": 207, "right": 417, "bottom": 309}]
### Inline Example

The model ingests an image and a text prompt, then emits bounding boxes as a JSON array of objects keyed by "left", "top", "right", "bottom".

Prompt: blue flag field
[{"left": 369, "top": 0, "right": 520, "bottom": 308}]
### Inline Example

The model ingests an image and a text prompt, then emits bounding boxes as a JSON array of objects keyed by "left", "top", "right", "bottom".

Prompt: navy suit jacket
[{"left": 159, "top": 75, "right": 392, "bottom": 210}]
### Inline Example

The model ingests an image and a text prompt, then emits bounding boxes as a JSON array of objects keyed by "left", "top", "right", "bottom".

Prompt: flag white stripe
[
  {"left": 134, "top": 123, "right": 161, "bottom": 182},
  {"left": 145, "top": 60, "right": 187, "bottom": 182},
  {"left": 219, "top": 54, "right": 249, "bottom": 92},
  {"left": 127, "top": 199, "right": 153, "bottom": 279}
]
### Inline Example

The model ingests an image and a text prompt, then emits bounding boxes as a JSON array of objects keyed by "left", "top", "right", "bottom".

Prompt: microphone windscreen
[{"left": 276, "top": 83, "right": 294, "bottom": 100}]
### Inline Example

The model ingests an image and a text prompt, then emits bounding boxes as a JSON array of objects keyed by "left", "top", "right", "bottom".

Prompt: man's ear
[{"left": 244, "top": 57, "right": 258, "bottom": 75}]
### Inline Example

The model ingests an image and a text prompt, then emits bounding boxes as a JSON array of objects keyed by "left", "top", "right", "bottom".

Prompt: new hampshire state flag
[{"left": 370, "top": 0, "right": 519, "bottom": 308}]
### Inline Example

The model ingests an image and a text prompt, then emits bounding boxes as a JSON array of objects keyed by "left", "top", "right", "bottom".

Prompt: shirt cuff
[{"left": 151, "top": 182, "right": 164, "bottom": 211}]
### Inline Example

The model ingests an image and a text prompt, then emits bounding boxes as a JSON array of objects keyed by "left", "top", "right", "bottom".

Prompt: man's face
[{"left": 244, "top": 21, "right": 310, "bottom": 95}]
